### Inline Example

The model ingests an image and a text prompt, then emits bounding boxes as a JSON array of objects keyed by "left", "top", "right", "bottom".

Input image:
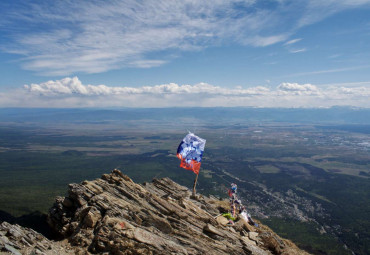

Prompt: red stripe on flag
[{"left": 179, "top": 158, "right": 201, "bottom": 174}]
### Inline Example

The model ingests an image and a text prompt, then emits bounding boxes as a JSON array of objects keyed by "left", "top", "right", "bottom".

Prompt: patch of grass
[{"left": 256, "top": 165, "right": 281, "bottom": 173}]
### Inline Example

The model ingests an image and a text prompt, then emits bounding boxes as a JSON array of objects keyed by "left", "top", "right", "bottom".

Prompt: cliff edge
[{"left": 1, "top": 169, "right": 310, "bottom": 255}]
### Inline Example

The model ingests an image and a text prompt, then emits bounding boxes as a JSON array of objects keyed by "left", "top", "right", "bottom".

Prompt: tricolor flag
[{"left": 176, "top": 133, "right": 206, "bottom": 174}]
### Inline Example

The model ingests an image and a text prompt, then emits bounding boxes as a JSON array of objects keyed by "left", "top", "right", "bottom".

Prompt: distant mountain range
[{"left": 1, "top": 106, "right": 370, "bottom": 125}]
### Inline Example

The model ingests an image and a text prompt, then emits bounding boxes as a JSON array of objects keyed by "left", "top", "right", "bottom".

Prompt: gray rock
[
  {"left": 46, "top": 170, "right": 310, "bottom": 254},
  {"left": 249, "top": 232, "right": 259, "bottom": 241},
  {"left": 4, "top": 243, "right": 22, "bottom": 255},
  {"left": 0, "top": 221, "right": 75, "bottom": 255},
  {"left": 1, "top": 169, "right": 310, "bottom": 255},
  {"left": 216, "top": 215, "right": 229, "bottom": 226}
]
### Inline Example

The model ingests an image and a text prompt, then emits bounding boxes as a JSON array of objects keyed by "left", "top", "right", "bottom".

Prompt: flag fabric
[{"left": 176, "top": 133, "right": 206, "bottom": 174}]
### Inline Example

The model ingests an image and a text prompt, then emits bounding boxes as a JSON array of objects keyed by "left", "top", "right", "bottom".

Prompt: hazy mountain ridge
[{"left": 1, "top": 107, "right": 370, "bottom": 125}]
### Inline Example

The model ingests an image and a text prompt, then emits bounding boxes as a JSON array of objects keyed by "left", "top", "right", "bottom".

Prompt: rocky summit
[{"left": 1, "top": 170, "right": 310, "bottom": 255}]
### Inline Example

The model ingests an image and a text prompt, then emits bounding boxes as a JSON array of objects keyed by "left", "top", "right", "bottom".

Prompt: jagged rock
[
  {"left": 47, "top": 169, "right": 310, "bottom": 255},
  {"left": 216, "top": 216, "right": 229, "bottom": 226},
  {"left": 249, "top": 232, "right": 259, "bottom": 242},
  {"left": 203, "top": 223, "right": 224, "bottom": 238},
  {"left": 1, "top": 169, "right": 311, "bottom": 255},
  {"left": 0, "top": 221, "right": 74, "bottom": 255},
  {"left": 241, "top": 236, "right": 257, "bottom": 246},
  {"left": 258, "top": 232, "right": 286, "bottom": 254}
]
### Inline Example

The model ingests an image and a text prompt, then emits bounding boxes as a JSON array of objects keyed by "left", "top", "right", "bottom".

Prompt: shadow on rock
[{"left": 0, "top": 210, "right": 55, "bottom": 239}]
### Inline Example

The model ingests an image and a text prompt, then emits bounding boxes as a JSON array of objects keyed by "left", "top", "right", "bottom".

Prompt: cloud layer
[
  {"left": 1, "top": 0, "right": 370, "bottom": 75},
  {"left": 0, "top": 77, "right": 367, "bottom": 108},
  {"left": 24, "top": 77, "right": 270, "bottom": 97}
]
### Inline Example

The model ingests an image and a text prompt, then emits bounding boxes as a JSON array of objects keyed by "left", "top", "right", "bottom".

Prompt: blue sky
[{"left": 0, "top": 0, "right": 370, "bottom": 108}]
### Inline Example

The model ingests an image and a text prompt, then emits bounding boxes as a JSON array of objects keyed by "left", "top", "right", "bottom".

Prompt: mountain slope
[{"left": 1, "top": 169, "right": 309, "bottom": 254}]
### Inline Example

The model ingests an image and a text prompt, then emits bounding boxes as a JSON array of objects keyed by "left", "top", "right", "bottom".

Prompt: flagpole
[{"left": 192, "top": 173, "right": 199, "bottom": 197}]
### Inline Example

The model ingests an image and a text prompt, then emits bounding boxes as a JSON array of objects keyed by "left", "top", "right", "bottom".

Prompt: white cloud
[
  {"left": 1, "top": 0, "right": 279, "bottom": 75},
  {"left": 0, "top": 77, "right": 364, "bottom": 108},
  {"left": 297, "top": 0, "right": 370, "bottom": 28},
  {"left": 23, "top": 77, "right": 270, "bottom": 97},
  {"left": 277, "top": 82, "right": 319, "bottom": 95},
  {"left": 283, "top": 38, "right": 306, "bottom": 54},
  {"left": 289, "top": 48, "right": 307, "bottom": 53},
  {"left": 1, "top": 0, "right": 370, "bottom": 75},
  {"left": 247, "top": 35, "right": 288, "bottom": 47},
  {"left": 283, "top": 65, "right": 370, "bottom": 78},
  {"left": 321, "top": 81, "right": 370, "bottom": 87},
  {"left": 284, "top": 38, "right": 302, "bottom": 45},
  {"left": 332, "top": 86, "right": 370, "bottom": 97}
]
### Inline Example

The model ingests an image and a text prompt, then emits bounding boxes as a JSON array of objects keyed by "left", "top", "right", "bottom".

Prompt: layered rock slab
[
  {"left": 0, "top": 221, "right": 74, "bottom": 255},
  {"left": 47, "top": 169, "right": 309, "bottom": 255}
]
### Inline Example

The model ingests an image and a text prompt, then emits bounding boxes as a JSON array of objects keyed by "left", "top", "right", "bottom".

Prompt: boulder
[{"left": 216, "top": 215, "right": 229, "bottom": 226}]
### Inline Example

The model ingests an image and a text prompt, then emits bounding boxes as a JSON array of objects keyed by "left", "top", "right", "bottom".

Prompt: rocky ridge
[{"left": 1, "top": 169, "right": 310, "bottom": 254}]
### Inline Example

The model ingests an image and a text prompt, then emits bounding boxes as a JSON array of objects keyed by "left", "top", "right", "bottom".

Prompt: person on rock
[
  {"left": 228, "top": 183, "right": 243, "bottom": 224},
  {"left": 222, "top": 183, "right": 259, "bottom": 227}
]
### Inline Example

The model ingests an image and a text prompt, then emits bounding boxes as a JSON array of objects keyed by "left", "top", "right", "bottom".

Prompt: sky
[{"left": 0, "top": 0, "right": 370, "bottom": 108}]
